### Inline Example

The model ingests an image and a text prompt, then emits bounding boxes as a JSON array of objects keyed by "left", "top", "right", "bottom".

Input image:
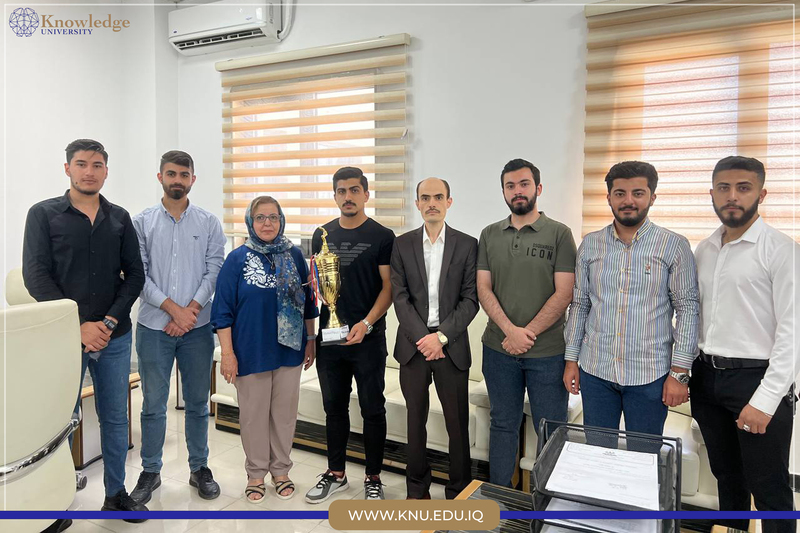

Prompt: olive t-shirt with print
[
  {"left": 477, "top": 212, "right": 577, "bottom": 358},
  {"left": 312, "top": 218, "right": 395, "bottom": 338}
]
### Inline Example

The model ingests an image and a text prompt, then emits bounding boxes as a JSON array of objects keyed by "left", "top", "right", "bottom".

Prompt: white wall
[
  {"left": 175, "top": 0, "right": 588, "bottom": 241},
  {"left": 1, "top": 0, "right": 179, "bottom": 300}
]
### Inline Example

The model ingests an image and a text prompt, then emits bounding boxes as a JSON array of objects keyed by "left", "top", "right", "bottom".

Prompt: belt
[{"left": 699, "top": 351, "right": 770, "bottom": 370}]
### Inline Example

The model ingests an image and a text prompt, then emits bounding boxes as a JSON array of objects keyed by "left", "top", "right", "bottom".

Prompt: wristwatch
[
  {"left": 669, "top": 370, "right": 690, "bottom": 385},
  {"left": 436, "top": 331, "right": 448, "bottom": 346},
  {"left": 102, "top": 318, "right": 117, "bottom": 332},
  {"left": 362, "top": 319, "right": 373, "bottom": 335}
]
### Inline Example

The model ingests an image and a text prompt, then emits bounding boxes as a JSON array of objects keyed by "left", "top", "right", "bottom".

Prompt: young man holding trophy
[{"left": 305, "top": 167, "right": 395, "bottom": 503}]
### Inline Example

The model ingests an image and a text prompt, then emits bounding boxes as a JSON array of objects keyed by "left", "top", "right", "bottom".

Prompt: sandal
[
  {"left": 245, "top": 482, "right": 266, "bottom": 504},
  {"left": 272, "top": 478, "right": 296, "bottom": 500}
]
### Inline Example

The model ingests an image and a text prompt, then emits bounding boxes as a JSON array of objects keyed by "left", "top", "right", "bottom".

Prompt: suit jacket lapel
[
  {"left": 438, "top": 224, "right": 456, "bottom": 301},
  {"left": 412, "top": 226, "right": 428, "bottom": 295}
]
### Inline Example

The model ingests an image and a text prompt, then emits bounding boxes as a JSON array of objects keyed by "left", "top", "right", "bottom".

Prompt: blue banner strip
[{"left": 1, "top": 510, "right": 800, "bottom": 520}]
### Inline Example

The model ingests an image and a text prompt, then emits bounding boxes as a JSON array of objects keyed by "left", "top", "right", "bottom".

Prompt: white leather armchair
[{"left": 0, "top": 295, "right": 82, "bottom": 531}]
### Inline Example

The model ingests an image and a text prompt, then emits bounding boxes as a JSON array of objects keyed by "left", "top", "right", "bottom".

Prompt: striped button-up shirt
[
  {"left": 564, "top": 219, "right": 699, "bottom": 386},
  {"left": 133, "top": 201, "right": 226, "bottom": 331}
]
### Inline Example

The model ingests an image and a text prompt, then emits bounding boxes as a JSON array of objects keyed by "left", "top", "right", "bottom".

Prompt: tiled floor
[
  {"left": 62, "top": 385, "right": 800, "bottom": 533},
  {"left": 68, "top": 384, "right": 441, "bottom": 533}
]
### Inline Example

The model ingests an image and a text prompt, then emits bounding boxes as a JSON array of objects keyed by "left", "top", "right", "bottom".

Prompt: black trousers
[
  {"left": 690, "top": 357, "right": 795, "bottom": 533},
  {"left": 316, "top": 336, "right": 387, "bottom": 476},
  {"left": 400, "top": 352, "right": 472, "bottom": 499}
]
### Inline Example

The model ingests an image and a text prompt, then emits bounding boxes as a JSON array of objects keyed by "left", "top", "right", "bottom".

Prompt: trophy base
[{"left": 320, "top": 325, "right": 350, "bottom": 346}]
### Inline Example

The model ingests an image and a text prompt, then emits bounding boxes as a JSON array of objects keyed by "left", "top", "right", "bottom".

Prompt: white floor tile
[
  {"left": 185, "top": 517, "right": 317, "bottom": 533},
  {"left": 65, "top": 520, "right": 116, "bottom": 533},
  {"left": 87, "top": 517, "right": 201, "bottom": 533}
]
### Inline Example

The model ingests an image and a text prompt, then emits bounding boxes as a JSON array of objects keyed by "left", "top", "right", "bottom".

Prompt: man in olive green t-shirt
[{"left": 476, "top": 158, "right": 577, "bottom": 488}]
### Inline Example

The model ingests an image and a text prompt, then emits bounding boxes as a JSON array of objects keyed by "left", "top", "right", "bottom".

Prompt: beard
[
  {"left": 164, "top": 183, "right": 190, "bottom": 200},
  {"left": 613, "top": 204, "right": 650, "bottom": 227},
  {"left": 506, "top": 192, "right": 537, "bottom": 216},
  {"left": 72, "top": 182, "right": 100, "bottom": 196},
  {"left": 713, "top": 199, "right": 759, "bottom": 228}
]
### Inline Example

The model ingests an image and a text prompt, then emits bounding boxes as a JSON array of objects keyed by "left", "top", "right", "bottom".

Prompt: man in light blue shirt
[{"left": 130, "top": 151, "right": 226, "bottom": 503}]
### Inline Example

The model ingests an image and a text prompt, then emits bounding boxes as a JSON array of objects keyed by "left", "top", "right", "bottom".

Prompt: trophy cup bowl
[{"left": 314, "top": 228, "right": 349, "bottom": 345}]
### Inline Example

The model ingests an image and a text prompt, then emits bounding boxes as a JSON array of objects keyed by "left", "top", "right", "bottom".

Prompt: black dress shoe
[
  {"left": 101, "top": 490, "right": 149, "bottom": 523},
  {"left": 130, "top": 471, "right": 161, "bottom": 504},
  {"left": 189, "top": 466, "right": 221, "bottom": 500}
]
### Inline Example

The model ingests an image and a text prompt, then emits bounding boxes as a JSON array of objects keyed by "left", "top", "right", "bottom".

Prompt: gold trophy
[{"left": 314, "top": 228, "right": 350, "bottom": 345}]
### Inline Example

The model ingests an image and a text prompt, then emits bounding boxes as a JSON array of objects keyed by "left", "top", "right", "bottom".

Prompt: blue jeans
[
  {"left": 580, "top": 368, "right": 668, "bottom": 449},
  {"left": 72, "top": 330, "right": 133, "bottom": 497},
  {"left": 482, "top": 345, "right": 568, "bottom": 487},
  {"left": 136, "top": 323, "right": 214, "bottom": 473}
]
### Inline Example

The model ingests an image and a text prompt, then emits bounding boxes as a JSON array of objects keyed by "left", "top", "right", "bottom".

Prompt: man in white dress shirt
[
  {"left": 390, "top": 178, "right": 479, "bottom": 499},
  {"left": 692, "top": 156, "right": 799, "bottom": 533}
]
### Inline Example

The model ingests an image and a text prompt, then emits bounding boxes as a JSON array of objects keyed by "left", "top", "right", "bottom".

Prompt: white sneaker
[{"left": 305, "top": 470, "right": 349, "bottom": 504}]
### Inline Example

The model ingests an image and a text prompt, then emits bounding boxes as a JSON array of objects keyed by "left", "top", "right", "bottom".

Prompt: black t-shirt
[{"left": 312, "top": 218, "right": 395, "bottom": 338}]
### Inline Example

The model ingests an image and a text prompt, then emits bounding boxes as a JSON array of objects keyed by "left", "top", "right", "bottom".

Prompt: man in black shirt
[
  {"left": 305, "top": 167, "right": 395, "bottom": 503},
  {"left": 22, "top": 139, "right": 148, "bottom": 520}
]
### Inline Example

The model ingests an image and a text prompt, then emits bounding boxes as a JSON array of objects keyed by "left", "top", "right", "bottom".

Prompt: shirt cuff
[
  {"left": 192, "top": 288, "right": 212, "bottom": 308},
  {"left": 565, "top": 347, "right": 581, "bottom": 362},
  {"left": 748, "top": 386, "right": 783, "bottom": 417},
  {"left": 671, "top": 350, "right": 696, "bottom": 371},
  {"left": 144, "top": 288, "right": 169, "bottom": 310}
]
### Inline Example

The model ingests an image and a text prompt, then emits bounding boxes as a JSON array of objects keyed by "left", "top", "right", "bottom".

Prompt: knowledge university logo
[
  {"left": 8, "top": 7, "right": 130, "bottom": 36},
  {"left": 9, "top": 7, "right": 39, "bottom": 37}
]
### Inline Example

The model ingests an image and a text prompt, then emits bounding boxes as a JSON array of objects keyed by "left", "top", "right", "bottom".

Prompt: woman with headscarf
[{"left": 211, "top": 196, "right": 318, "bottom": 503}]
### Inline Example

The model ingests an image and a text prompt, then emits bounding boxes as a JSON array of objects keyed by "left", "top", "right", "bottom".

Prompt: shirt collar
[
  {"left": 715, "top": 215, "right": 765, "bottom": 247},
  {"left": 501, "top": 211, "right": 549, "bottom": 231},
  {"left": 422, "top": 224, "right": 446, "bottom": 246},
  {"left": 61, "top": 189, "right": 110, "bottom": 213},
  {"left": 160, "top": 198, "right": 192, "bottom": 220},
  {"left": 609, "top": 217, "right": 654, "bottom": 243}
]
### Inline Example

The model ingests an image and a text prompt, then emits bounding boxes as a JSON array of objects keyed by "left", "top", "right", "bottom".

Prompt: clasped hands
[
  {"left": 417, "top": 332, "right": 444, "bottom": 361},
  {"left": 502, "top": 326, "right": 537, "bottom": 355},
  {"left": 164, "top": 303, "right": 200, "bottom": 337}
]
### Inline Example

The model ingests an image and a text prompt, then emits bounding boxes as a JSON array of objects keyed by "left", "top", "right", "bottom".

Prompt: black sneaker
[
  {"left": 130, "top": 471, "right": 161, "bottom": 504},
  {"left": 364, "top": 475, "right": 385, "bottom": 500},
  {"left": 101, "top": 490, "right": 149, "bottom": 523},
  {"left": 189, "top": 466, "right": 221, "bottom": 500}
]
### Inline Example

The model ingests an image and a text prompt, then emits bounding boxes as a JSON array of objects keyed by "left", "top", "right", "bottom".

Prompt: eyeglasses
[{"left": 254, "top": 214, "right": 280, "bottom": 225}]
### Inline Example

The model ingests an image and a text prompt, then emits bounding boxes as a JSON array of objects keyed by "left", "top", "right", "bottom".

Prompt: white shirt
[
  {"left": 695, "top": 216, "right": 800, "bottom": 416},
  {"left": 423, "top": 225, "right": 446, "bottom": 328}
]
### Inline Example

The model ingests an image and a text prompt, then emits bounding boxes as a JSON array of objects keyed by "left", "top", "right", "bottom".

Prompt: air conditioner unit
[{"left": 168, "top": 0, "right": 282, "bottom": 56}]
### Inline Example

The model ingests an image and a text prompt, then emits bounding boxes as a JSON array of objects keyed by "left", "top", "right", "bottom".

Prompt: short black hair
[
  {"left": 501, "top": 159, "right": 540, "bottom": 187},
  {"left": 65, "top": 139, "right": 108, "bottom": 165},
  {"left": 605, "top": 161, "right": 658, "bottom": 193},
  {"left": 712, "top": 156, "right": 765, "bottom": 185},
  {"left": 332, "top": 166, "right": 368, "bottom": 192},
  {"left": 160, "top": 150, "right": 194, "bottom": 173},
  {"left": 415, "top": 178, "right": 451, "bottom": 199}
]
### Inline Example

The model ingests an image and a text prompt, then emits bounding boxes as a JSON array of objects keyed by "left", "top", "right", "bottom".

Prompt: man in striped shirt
[{"left": 563, "top": 161, "right": 699, "bottom": 439}]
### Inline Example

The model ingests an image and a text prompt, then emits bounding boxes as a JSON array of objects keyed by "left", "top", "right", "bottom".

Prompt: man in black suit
[{"left": 390, "top": 177, "right": 479, "bottom": 500}]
